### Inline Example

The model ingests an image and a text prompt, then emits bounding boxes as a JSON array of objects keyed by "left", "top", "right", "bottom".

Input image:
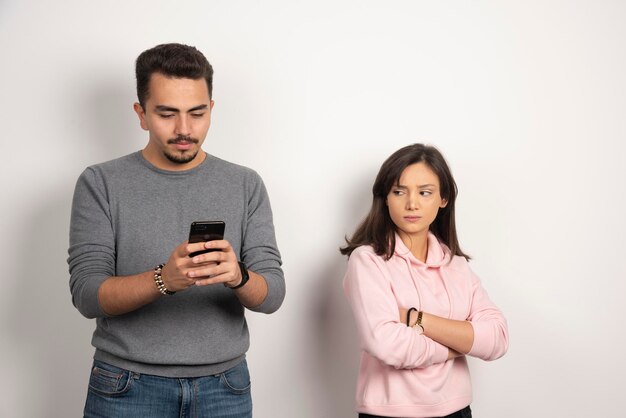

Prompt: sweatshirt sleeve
[
  {"left": 343, "top": 248, "right": 449, "bottom": 369},
  {"left": 67, "top": 168, "right": 114, "bottom": 319},
  {"left": 240, "top": 172, "right": 285, "bottom": 314},
  {"left": 466, "top": 268, "right": 509, "bottom": 360}
]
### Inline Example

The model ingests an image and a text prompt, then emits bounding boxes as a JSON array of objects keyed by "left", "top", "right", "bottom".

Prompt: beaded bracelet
[{"left": 154, "top": 264, "right": 175, "bottom": 295}]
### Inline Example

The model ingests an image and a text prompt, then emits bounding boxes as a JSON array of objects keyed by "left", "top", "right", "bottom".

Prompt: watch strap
[{"left": 229, "top": 261, "right": 250, "bottom": 289}]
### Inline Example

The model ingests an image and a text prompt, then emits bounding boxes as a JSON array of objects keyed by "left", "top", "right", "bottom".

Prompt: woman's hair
[{"left": 340, "top": 143, "right": 470, "bottom": 260}]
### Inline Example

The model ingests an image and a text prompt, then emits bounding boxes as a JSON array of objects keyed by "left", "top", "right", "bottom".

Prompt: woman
[{"left": 341, "top": 144, "right": 508, "bottom": 418}]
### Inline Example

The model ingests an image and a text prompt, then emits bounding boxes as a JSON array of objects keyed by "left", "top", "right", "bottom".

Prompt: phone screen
[{"left": 188, "top": 221, "right": 225, "bottom": 257}]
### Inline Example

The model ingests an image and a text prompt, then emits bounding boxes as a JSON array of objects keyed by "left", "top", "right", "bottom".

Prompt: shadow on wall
[
  {"left": 308, "top": 255, "right": 360, "bottom": 418},
  {"left": 304, "top": 175, "right": 374, "bottom": 417},
  {"left": 7, "top": 190, "right": 95, "bottom": 417},
  {"left": 4, "top": 78, "right": 142, "bottom": 417},
  {"left": 70, "top": 74, "right": 140, "bottom": 163}
]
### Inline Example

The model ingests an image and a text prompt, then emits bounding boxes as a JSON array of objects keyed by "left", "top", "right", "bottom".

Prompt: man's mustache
[{"left": 168, "top": 135, "right": 199, "bottom": 144}]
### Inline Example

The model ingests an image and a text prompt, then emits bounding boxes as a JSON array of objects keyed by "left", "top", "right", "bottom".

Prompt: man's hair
[
  {"left": 135, "top": 43, "right": 214, "bottom": 108},
  {"left": 340, "top": 143, "right": 469, "bottom": 261}
]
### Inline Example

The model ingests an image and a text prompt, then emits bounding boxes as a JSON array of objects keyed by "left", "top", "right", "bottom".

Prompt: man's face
[{"left": 134, "top": 72, "right": 214, "bottom": 170}]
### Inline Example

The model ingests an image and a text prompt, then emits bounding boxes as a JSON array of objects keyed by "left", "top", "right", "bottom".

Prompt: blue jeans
[{"left": 84, "top": 359, "right": 252, "bottom": 418}]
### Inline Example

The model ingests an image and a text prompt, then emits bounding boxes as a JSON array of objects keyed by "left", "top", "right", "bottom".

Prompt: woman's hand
[{"left": 398, "top": 307, "right": 473, "bottom": 355}]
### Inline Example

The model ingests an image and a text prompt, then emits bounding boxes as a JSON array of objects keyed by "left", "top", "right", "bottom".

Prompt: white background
[{"left": 1, "top": 1, "right": 625, "bottom": 417}]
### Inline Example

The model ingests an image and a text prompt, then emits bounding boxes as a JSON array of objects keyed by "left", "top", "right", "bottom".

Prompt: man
[{"left": 68, "top": 43, "right": 285, "bottom": 417}]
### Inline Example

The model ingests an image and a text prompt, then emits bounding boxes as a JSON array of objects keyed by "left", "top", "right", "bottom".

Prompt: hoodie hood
[{"left": 393, "top": 232, "right": 451, "bottom": 267}]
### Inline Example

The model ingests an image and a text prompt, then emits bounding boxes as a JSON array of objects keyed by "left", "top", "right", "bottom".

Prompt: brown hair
[
  {"left": 135, "top": 43, "right": 214, "bottom": 108},
  {"left": 340, "top": 143, "right": 470, "bottom": 260}
]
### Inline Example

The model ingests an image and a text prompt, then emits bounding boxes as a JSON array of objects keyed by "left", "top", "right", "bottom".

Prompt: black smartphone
[{"left": 188, "top": 221, "right": 226, "bottom": 258}]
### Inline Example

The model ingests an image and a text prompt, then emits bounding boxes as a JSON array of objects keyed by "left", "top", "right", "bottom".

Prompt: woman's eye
[
  {"left": 392, "top": 190, "right": 404, "bottom": 196},
  {"left": 420, "top": 191, "right": 432, "bottom": 197}
]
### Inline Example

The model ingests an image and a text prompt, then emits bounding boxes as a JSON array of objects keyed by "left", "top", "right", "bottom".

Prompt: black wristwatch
[{"left": 229, "top": 261, "right": 250, "bottom": 289}]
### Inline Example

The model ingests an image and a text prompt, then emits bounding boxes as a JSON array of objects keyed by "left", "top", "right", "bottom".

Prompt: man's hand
[
  {"left": 186, "top": 239, "right": 269, "bottom": 308},
  {"left": 157, "top": 241, "right": 202, "bottom": 292},
  {"left": 160, "top": 240, "right": 241, "bottom": 291},
  {"left": 98, "top": 239, "right": 246, "bottom": 316},
  {"left": 185, "top": 240, "right": 242, "bottom": 288}
]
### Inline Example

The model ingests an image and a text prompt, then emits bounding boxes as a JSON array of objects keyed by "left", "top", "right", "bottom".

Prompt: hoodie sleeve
[
  {"left": 343, "top": 248, "right": 449, "bottom": 369},
  {"left": 466, "top": 268, "right": 509, "bottom": 361}
]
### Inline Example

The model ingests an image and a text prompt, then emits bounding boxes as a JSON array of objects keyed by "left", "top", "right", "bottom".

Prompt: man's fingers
[
  {"left": 201, "top": 240, "right": 232, "bottom": 254},
  {"left": 189, "top": 241, "right": 236, "bottom": 264},
  {"left": 184, "top": 241, "right": 212, "bottom": 256},
  {"left": 194, "top": 272, "right": 235, "bottom": 287},
  {"left": 188, "top": 261, "right": 237, "bottom": 280}
]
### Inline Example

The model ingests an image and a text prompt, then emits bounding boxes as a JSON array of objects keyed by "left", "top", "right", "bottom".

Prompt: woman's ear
[{"left": 440, "top": 198, "right": 448, "bottom": 208}]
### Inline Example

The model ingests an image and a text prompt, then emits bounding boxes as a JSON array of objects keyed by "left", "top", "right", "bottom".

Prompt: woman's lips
[{"left": 403, "top": 216, "right": 421, "bottom": 222}]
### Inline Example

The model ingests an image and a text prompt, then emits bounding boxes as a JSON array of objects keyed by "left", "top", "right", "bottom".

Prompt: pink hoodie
[{"left": 343, "top": 233, "right": 509, "bottom": 417}]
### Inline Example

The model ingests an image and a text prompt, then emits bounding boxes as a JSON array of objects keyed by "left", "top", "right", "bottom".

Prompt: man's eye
[
  {"left": 191, "top": 113, "right": 205, "bottom": 118},
  {"left": 159, "top": 114, "right": 175, "bottom": 119}
]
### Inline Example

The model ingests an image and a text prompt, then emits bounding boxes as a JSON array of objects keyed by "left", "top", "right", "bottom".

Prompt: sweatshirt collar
[
  {"left": 393, "top": 231, "right": 450, "bottom": 267},
  {"left": 135, "top": 151, "right": 213, "bottom": 176}
]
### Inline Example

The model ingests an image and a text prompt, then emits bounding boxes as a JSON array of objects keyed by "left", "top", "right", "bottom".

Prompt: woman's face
[{"left": 386, "top": 162, "right": 448, "bottom": 242}]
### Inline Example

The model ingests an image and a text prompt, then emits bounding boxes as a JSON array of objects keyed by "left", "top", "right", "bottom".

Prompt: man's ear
[{"left": 133, "top": 102, "right": 149, "bottom": 131}]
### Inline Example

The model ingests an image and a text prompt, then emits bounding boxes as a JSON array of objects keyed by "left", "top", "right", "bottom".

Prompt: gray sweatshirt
[{"left": 68, "top": 151, "right": 285, "bottom": 377}]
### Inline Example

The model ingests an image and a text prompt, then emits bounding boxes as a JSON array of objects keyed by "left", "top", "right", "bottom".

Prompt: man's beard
[{"left": 164, "top": 135, "right": 200, "bottom": 164}]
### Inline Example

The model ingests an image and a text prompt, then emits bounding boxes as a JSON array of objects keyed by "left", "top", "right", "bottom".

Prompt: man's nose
[{"left": 175, "top": 115, "right": 191, "bottom": 136}]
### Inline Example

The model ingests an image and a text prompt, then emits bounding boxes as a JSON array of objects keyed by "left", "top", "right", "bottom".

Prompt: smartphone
[{"left": 188, "top": 221, "right": 225, "bottom": 258}]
